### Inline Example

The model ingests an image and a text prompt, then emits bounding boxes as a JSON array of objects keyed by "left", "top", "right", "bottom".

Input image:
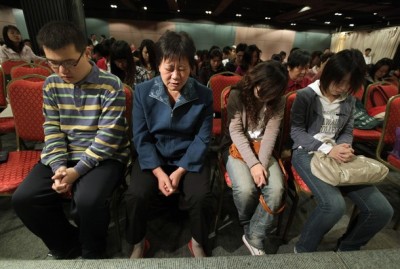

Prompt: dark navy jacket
[{"left": 133, "top": 76, "right": 213, "bottom": 172}]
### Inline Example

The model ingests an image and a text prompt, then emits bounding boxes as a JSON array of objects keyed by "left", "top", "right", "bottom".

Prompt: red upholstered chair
[
  {"left": 11, "top": 63, "right": 52, "bottom": 80},
  {"left": 207, "top": 72, "right": 242, "bottom": 138},
  {"left": 0, "top": 67, "right": 6, "bottom": 109},
  {"left": 0, "top": 67, "right": 16, "bottom": 148},
  {"left": 0, "top": 79, "right": 45, "bottom": 195},
  {"left": 275, "top": 92, "right": 314, "bottom": 241},
  {"left": 353, "top": 83, "right": 398, "bottom": 143},
  {"left": 1, "top": 60, "right": 28, "bottom": 75},
  {"left": 375, "top": 94, "right": 400, "bottom": 172},
  {"left": 364, "top": 82, "right": 399, "bottom": 112}
]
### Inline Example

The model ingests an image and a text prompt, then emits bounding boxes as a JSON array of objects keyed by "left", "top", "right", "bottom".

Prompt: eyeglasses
[{"left": 46, "top": 50, "right": 85, "bottom": 69}]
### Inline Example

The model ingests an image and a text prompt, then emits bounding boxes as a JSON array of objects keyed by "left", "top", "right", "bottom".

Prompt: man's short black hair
[{"left": 37, "top": 21, "right": 86, "bottom": 52}]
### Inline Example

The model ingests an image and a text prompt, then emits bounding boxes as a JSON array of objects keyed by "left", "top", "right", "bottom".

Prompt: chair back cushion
[
  {"left": 365, "top": 83, "right": 398, "bottom": 111},
  {"left": 7, "top": 79, "right": 45, "bottom": 141},
  {"left": 11, "top": 64, "right": 52, "bottom": 80},
  {"left": 0, "top": 67, "right": 5, "bottom": 107},
  {"left": 208, "top": 73, "right": 241, "bottom": 113},
  {"left": 1, "top": 60, "right": 28, "bottom": 75},
  {"left": 382, "top": 95, "right": 400, "bottom": 145}
]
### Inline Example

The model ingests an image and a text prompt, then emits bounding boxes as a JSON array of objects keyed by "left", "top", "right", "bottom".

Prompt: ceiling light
[
  {"left": 205, "top": 10, "right": 212, "bottom": 14},
  {"left": 349, "top": 24, "right": 354, "bottom": 27},
  {"left": 177, "top": 9, "right": 180, "bottom": 13},
  {"left": 291, "top": 23, "right": 296, "bottom": 26},
  {"left": 265, "top": 17, "right": 271, "bottom": 20},
  {"left": 334, "top": 12, "right": 342, "bottom": 16},
  {"left": 324, "top": 21, "right": 331, "bottom": 24},
  {"left": 236, "top": 14, "right": 242, "bottom": 17},
  {"left": 299, "top": 6, "right": 311, "bottom": 13},
  {"left": 110, "top": 4, "right": 117, "bottom": 8},
  {"left": 374, "top": 13, "right": 378, "bottom": 15},
  {"left": 143, "top": 6, "right": 147, "bottom": 10}
]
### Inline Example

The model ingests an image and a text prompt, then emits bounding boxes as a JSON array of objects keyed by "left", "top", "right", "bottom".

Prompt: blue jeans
[
  {"left": 225, "top": 152, "right": 285, "bottom": 249},
  {"left": 292, "top": 148, "right": 393, "bottom": 252}
]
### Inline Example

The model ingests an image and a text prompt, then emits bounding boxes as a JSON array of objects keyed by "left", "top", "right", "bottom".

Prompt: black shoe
[{"left": 47, "top": 245, "right": 81, "bottom": 260}]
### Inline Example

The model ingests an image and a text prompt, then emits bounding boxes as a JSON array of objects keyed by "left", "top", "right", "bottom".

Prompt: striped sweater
[{"left": 40, "top": 64, "right": 130, "bottom": 176}]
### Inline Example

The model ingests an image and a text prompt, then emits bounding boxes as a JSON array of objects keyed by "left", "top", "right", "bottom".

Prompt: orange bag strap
[{"left": 259, "top": 195, "right": 286, "bottom": 215}]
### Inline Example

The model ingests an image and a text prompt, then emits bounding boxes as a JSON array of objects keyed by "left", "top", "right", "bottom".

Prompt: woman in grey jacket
[
  {"left": 222, "top": 61, "right": 288, "bottom": 255},
  {"left": 291, "top": 49, "right": 393, "bottom": 253}
]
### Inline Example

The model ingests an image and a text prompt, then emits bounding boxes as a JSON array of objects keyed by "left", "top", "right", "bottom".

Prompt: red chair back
[
  {"left": 11, "top": 64, "right": 52, "bottom": 80},
  {"left": 365, "top": 83, "right": 398, "bottom": 111},
  {"left": 220, "top": 86, "right": 232, "bottom": 134},
  {"left": 207, "top": 72, "right": 241, "bottom": 114},
  {"left": 276, "top": 92, "right": 297, "bottom": 156},
  {"left": 0, "top": 67, "right": 5, "bottom": 108},
  {"left": 7, "top": 79, "right": 45, "bottom": 147},
  {"left": 381, "top": 94, "right": 400, "bottom": 145},
  {"left": 1, "top": 60, "right": 28, "bottom": 75},
  {"left": 123, "top": 84, "right": 133, "bottom": 141}
]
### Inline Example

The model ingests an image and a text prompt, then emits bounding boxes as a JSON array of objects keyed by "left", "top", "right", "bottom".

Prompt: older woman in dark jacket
[{"left": 125, "top": 30, "right": 213, "bottom": 258}]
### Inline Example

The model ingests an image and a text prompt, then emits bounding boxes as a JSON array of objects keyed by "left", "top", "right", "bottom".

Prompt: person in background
[
  {"left": 0, "top": 25, "right": 43, "bottom": 63},
  {"left": 364, "top": 57, "right": 393, "bottom": 88},
  {"left": 110, "top": 40, "right": 149, "bottom": 87},
  {"left": 125, "top": 30, "right": 213, "bottom": 258},
  {"left": 222, "top": 46, "right": 233, "bottom": 66},
  {"left": 279, "top": 51, "right": 287, "bottom": 63},
  {"left": 138, "top": 39, "right": 158, "bottom": 79},
  {"left": 225, "top": 43, "right": 247, "bottom": 73},
  {"left": 235, "top": 44, "right": 261, "bottom": 76},
  {"left": 305, "top": 50, "right": 323, "bottom": 81},
  {"left": 95, "top": 39, "right": 113, "bottom": 72},
  {"left": 363, "top": 48, "right": 372, "bottom": 65},
  {"left": 290, "top": 49, "right": 393, "bottom": 253},
  {"left": 12, "top": 21, "right": 130, "bottom": 259},
  {"left": 285, "top": 49, "right": 311, "bottom": 94},
  {"left": 90, "top": 34, "right": 98, "bottom": 46},
  {"left": 198, "top": 48, "right": 225, "bottom": 85},
  {"left": 311, "top": 52, "right": 334, "bottom": 82},
  {"left": 221, "top": 61, "right": 288, "bottom": 255},
  {"left": 271, "top": 54, "right": 282, "bottom": 62},
  {"left": 99, "top": 34, "right": 106, "bottom": 44}
]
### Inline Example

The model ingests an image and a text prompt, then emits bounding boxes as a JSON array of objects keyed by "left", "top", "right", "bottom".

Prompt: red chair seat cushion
[
  {"left": 0, "top": 151, "right": 41, "bottom": 193},
  {"left": 353, "top": 128, "right": 381, "bottom": 141},
  {"left": 0, "top": 117, "right": 15, "bottom": 133},
  {"left": 291, "top": 166, "right": 311, "bottom": 193},
  {"left": 388, "top": 154, "right": 400, "bottom": 170}
]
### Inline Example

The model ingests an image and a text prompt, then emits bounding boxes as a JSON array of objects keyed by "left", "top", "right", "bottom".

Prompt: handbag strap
[{"left": 259, "top": 194, "right": 285, "bottom": 215}]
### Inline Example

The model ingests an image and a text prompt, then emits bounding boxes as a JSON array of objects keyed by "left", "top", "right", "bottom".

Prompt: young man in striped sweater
[{"left": 12, "top": 21, "right": 130, "bottom": 259}]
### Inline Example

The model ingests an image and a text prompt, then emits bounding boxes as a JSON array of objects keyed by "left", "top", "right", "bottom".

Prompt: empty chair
[{"left": 0, "top": 79, "right": 45, "bottom": 194}]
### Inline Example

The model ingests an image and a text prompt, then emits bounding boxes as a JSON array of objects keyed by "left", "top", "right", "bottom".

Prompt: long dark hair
[
  {"left": 139, "top": 39, "right": 157, "bottom": 71},
  {"left": 110, "top": 40, "right": 136, "bottom": 86},
  {"left": 2, "top": 25, "right": 24, "bottom": 53},
  {"left": 235, "top": 60, "right": 288, "bottom": 125}
]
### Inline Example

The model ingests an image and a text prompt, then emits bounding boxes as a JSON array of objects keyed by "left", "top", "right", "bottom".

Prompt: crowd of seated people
[{"left": 1, "top": 21, "right": 398, "bottom": 260}]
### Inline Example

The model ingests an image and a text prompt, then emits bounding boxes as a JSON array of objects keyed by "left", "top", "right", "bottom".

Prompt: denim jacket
[
  {"left": 291, "top": 86, "right": 355, "bottom": 152},
  {"left": 133, "top": 76, "right": 213, "bottom": 172}
]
